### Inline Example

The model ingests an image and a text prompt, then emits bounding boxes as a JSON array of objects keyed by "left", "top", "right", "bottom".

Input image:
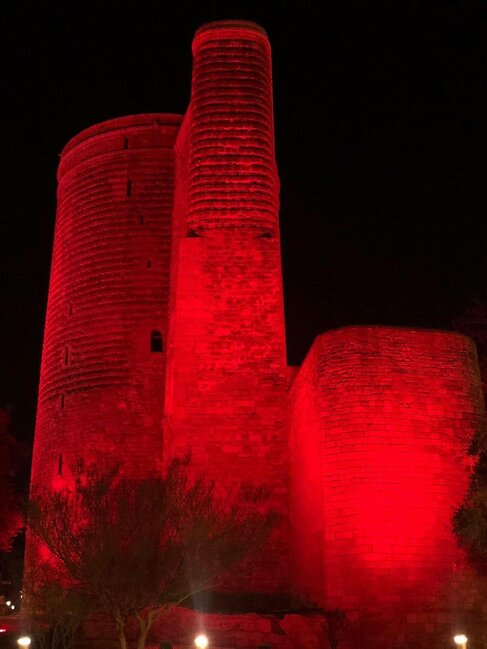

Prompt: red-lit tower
[
  {"left": 290, "top": 326, "right": 485, "bottom": 646},
  {"left": 164, "top": 21, "right": 290, "bottom": 591},
  {"left": 31, "top": 114, "right": 181, "bottom": 491},
  {"left": 28, "top": 19, "right": 487, "bottom": 649}
]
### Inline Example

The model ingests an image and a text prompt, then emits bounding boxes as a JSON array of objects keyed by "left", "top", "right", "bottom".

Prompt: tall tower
[
  {"left": 31, "top": 114, "right": 181, "bottom": 491},
  {"left": 164, "top": 21, "right": 290, "bottom": 591},
  {"left": 27, "top": 19, "right": 487, "bottom": 647}
]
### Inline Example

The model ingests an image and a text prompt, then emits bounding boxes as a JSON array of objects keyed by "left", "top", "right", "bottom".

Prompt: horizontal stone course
[{"left": 29, "top": 19, "right": 487, "bottom": 649}]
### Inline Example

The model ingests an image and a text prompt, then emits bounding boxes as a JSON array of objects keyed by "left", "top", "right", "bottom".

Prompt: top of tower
[
  {"left": 61, "top": 113, "right": 182, "bottom": 157},
  {"left": 58, "top": 113, "right": 182, "bottom": 181},
  {"left": 193, "top": 20, "right": 270, "bottom": 52},
  {"left": 187, "top": 17, "right": 277, "bottom": 234},
  {"left": 194, "top": 19, "right": 268, "bottom": 39}
]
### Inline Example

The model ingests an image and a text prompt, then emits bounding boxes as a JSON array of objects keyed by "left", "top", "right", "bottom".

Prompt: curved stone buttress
[{"left": 31, "top": 114, "right": 181, "bottom": 492}]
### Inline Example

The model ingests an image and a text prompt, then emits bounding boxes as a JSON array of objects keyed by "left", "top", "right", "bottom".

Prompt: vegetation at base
[
  {"left": 27, "top": 457, "right": 277, "bottom": 649},
  {"left": 453, "top": 430, "right": 487, "bottom": 571},
  {"left": 453, "top": 296, "right": 487, "bottom": 571},
  {"left": 23, "top": 562, "right": 89, "bottom": 649}
]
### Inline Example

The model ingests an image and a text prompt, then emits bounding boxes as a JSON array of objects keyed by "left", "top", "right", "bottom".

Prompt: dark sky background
[{"left": 1, "top": 0, "right": 486, "bottom": 442}]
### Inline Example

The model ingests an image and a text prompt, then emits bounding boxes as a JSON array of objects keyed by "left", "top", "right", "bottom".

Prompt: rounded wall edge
[
  {"left": 193, "top": 19, "right": 269, "bottom": 50},
  {"left": 289, "top": 322, "right": 486, "bottom": 617},
  {"left": 312, "top": 324, "right": 478, "bottom": 352},
  {"left": 291, "top": 324, "right": 481, "bottom": 400},
  {"left": 61, "top": 113, "right": 183, "bottom": 156},
  {"left": 58, "top": 113, "right": 183, "bottom": 182}
]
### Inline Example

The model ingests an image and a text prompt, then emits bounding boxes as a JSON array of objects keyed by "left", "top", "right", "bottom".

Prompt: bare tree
[
  {"left": 28, "top": 458, "right": 277, "bottom": 649},
  {"left": 22, "top": 561, "right": 90, "bottom": 649}
]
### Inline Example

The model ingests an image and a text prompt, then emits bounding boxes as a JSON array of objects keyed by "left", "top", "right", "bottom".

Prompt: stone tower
[
  {"left": 29, "top": 19, "right": 487, "bottom": 649},
  {"left": 31, "top": 114, "right": 181, "bottom": 489},
  {"left": 164, "top": 20, "right": 290, "bottom": 591}
]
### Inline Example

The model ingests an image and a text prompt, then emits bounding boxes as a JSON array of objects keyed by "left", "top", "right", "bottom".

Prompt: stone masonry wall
[
  {"left": 289, "top": 326, "right": 486, "bottom": 646},
  {"left": 28, "top": 19, "right": 487, "bottom": 649},
  {"left": 164, "top": 21, "right": 290, "bottom": 592},
  {"left": 31, "top": 114, "right": 181, "bottom": 491},
  {"left": 187, "top": 21, "right": 279, "bottom": 234},
  {"left": 164, "top": 230, "right": 290, "bottom": 592}
]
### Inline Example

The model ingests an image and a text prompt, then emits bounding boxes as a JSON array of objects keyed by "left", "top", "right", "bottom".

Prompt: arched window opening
[
  {"left": 57, "top": 454, "right": 63, "bottom": 476},
  {"left": 150, "top": 330, "right": 163, "bottom": 353}
]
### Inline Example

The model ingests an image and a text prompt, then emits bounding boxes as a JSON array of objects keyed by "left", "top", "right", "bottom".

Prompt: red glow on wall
[
  {"left": 187, "top": 21, "right": 278, "bottom": 234},
  {"left": 31, "top": 113, "right": 181, "bottom": 491},
  {"left": 290, "top": 326, "right": 485, "bottom": 618},
  {"left": 28, "top": 18, "right": 487, "bottom": 646}
]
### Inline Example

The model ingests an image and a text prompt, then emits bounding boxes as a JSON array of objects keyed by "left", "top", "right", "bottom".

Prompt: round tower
[
  {"left": 31, "top": 113, "right": 181, "bottom": 491},
  {"left": 165, "top": 21, "right": 289, "bottom": 592},
  {"left": 186, "top": 20, "right": 279, "bottom": 234}
]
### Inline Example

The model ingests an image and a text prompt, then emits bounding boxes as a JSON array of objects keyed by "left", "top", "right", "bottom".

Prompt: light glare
[
  {"left": 454, "top": 635, "right": 468, "bottom": 645},
  {"left": 194, "top": 634, "right": 209, "bottom": 648},
  {"left": 17, "top": 638, "right": 32, "bottom": 647}
]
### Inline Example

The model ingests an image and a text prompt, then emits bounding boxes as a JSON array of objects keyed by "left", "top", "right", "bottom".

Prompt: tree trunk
[
  {"left": 116, "top": 617, "right": 128, "bottom": 649},
  {"left": 118, "top": 629, "right": 128, "bottom": 649},
  {"left": 136, "top": 611, "right": 156, "bottom": 649},
  {"left": 136, "top": 626, "right": 149, "bottom": 649}
]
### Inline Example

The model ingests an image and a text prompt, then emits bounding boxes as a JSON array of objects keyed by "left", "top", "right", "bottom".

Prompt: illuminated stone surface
[
  {"left": 32, "top": 114, "right": 181, "bottom": 490},
  {"left": 29, "top": 19, "right": 486, "bottom": 649},
  {"left": 290, "top": 327, "right": 485, "bottom": 644}
]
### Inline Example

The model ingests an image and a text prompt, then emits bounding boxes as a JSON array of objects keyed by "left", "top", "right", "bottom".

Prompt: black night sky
[{"left": 2, "top": 0, "right": 486, "bottom": 442}]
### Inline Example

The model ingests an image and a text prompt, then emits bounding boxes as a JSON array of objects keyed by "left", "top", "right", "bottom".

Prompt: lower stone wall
[
  {"left": 83, "top": 607, "right": 328, "bottom": 649},
  {"left": 78, "top": 580, "right": 487, "bottom": 649},
  {"left": 289, "top": 325, "right": 487, "bottom": 647}
]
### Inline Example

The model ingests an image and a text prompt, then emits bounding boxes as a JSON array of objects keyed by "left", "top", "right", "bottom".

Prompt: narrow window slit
[
  {"left": 139, "top": 215, "right": 144, "bottom": 225},
  {"left": 146, "top": 259, "right": 152, "bottom": 269},
  {"left": 122, "top": 137, "right": 129, "bottom": 150},
  {"left": 64, "top": 347, "right": 69, "bottom": 366},
  {"left": 60, "top": 394, "right": 65, "bottom": 409},
  {"left": 150, "top": 330, "right": 163, "bottom": 353},
  {"left": 58, "top": 454, "right": 63, "bottom": 476},
  {"left": 126, "top": 179, "right": 132, "bottom": 197}
]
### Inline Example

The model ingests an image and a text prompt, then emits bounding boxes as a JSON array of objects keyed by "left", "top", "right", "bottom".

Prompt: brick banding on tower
[
  {"left": 32, "top": 114, "right": 181, "bottom": 488},
  {"left": 29, "top": 20, "right": 487, "bottom": 649}
]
